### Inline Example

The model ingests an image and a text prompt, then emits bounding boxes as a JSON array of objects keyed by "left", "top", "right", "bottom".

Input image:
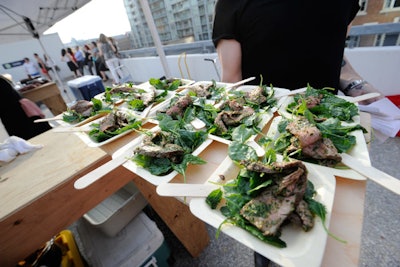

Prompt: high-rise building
[{"left": 123, "top": 0, "right": 216, "bottom": 49}]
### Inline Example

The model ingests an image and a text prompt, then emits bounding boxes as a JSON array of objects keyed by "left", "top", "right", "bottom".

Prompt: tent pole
[{"left": 138, "top": 0, "right": 172, "bottom": 77}]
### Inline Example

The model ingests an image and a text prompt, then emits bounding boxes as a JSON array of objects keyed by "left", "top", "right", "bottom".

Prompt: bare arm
[
  {"left": 339, "top": 26, "right": 385, "bottom": 104},
  {"left": 216, "top": 39, "right": 242, "bottom": 83}
]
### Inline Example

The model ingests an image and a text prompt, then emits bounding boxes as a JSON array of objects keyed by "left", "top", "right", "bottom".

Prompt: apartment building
[
  {"left": 121, "top": 0, "right": 399, "bottom": 50},
  {"left": 124, "top": 0, "right": 216, "bottom": 49},
  {"left": 350, "top": 0, "right": 400, "bottom": 46}
]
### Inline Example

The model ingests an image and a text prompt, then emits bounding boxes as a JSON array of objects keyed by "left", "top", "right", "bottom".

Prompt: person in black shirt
[
  {"left": 0, "top": 75, "right": 51, "bottom": 140},
  {"left": 212, "top": 0, "right": 383, "bottom": 104}
]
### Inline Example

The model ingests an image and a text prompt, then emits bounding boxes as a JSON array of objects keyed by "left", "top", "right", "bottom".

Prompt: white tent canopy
[{"left": 0, "top": 0, "right": 90, "bottom": 44}]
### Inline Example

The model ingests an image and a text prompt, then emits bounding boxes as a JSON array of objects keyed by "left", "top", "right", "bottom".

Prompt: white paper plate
[
  {"left": 278, "top": 95, "right": 361, "bottom": 125},
  {"left": 266, "top": 116, "right": 369, "bottom": 180},
  {"left": 73, "top": 110, "right": 143, "bottom": 147},
  {"left": 120, "top": 126, "right": 214, "bottom": 185},
  {"left": 190, "top": 156, "right": 336, "bottom": 267}
]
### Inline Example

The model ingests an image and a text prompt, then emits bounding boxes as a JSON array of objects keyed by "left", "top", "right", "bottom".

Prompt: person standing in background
[
  {"left": 74, "top": 46, "right": 85, "bottom": 77},
  {"left": 22, "top": 57, "right": 40, "bottom": 79},
  {"left": 61, "top": 48, "right": 81, "bottom": 78},
  {"left": 83, "top": 44, "right": 94, "bottom": 75},
  {"left": 98, "top": 33, "right": 124, "bottom": 84},
  {"left": 33, "top": 53, "right": 52, "bottom": 81},
  {"left": 44, "top": 54, "right": 59, "bottom": 75},
  {"left": 90, "top": 41, "right": 108, "bottom": 81}
]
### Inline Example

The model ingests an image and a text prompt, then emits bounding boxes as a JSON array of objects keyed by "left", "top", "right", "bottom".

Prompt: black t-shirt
[
  {"left": 212, "top": 0, "right": 360, "bottom": 92},
  {"left": 0, "top": 77, "right": 51, "bottom": 139}
]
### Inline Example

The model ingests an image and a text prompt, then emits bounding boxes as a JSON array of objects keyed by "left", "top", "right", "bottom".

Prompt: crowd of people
[{"left": 59, "top": 33, "right": 123, "bottom": 83}]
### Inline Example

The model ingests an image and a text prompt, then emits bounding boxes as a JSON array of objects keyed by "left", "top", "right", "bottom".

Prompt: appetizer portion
[
  {"left": 101, "top": 83, "right": 170, "bottom": 112},
  {"left": 282, "top": 85, "right": 359, "bottom": 122},
  {"left": 87, "top": 109, "right": 142, "bottom": 143},
  {"left": 206, "top": 156, "right": 327, "bottom": 248},
  {"left": 62, "top": 99, "right": 110, "bottom": 124},
  {"left": 130, "top": 116, "right": 209, "bottom": 180}
]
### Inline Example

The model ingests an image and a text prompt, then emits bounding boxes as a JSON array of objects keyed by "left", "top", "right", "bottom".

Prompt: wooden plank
[
  {"left": 0, "top": 132, "right": 108, "bottom": 220},
  {"left": 322, "top": 177, "right": 366, "bottom": 267},
  {"left": 20, "top": 82, "right": 67, "bottom": 115},
  {"left": 0, "top": 159, "right": 133, "bottom": 267},
  {"left": 131, "top": 174, "right": 210, "bottom": 257}
]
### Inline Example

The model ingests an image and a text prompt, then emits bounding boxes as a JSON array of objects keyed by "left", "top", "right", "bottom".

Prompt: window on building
[
  {"left": 384, "top": 0, "right": 400, "bottom": 9},
  {"left": 375, "top": 33, "right": 400, "bottom": 46},
  {"left": 359, "top": 0, "right": 368, "bottom": 12}
]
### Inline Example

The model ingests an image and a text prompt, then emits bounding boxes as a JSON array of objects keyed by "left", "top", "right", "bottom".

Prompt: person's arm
[
  {"left": 339, "top": 26, "right": 385, "bottom": 105},
  {"left": 216, "top": 39, "right": 242, "bottom": 83}
]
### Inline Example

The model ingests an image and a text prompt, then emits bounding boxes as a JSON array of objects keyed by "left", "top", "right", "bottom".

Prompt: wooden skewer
[{"left": 34, "top": 114, "right": 63, "bottom": 123}]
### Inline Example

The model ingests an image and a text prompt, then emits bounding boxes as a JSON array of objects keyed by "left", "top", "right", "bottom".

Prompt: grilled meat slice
[
  {"left": 166, "top": 94, "right": 193, "bottom": 118},
  {"left": 109, "top": 86, "right": 137, "bottom": 94},
  {"left": 142, "top": 131, "right": 175, "bottom": 147},
  {"left": 99, "top": 111, "right": 129, "bottom": 132},
  {"left": 245, "top": 86, "right": 267, "bottom": 104},
  {"left": 294, "top": 200, "right": 314, "bottom": 231},
  {"left": 69, "top": 100, "right": 93, "bottom": 117},
  {"left": 135, "top": 143, "right": 184, "bottom": 163},
  {"left": 135, "top": 130, "right": 184, "bottom": 163},
  {"left": 214, "top": 106, "right": 255, "bottom": 132},
  {"left": 240, "top": 189, "right": 296, "bottom": 236},
  {"left": 276, "top": 166, "right": 307, "bottom": 201},
  {"left": 297, "top": 94, "right": 323, "bottom": 109},
  {"left": 286, "top": 118, "right": 322, "bottom": 148},
  {"left": 239, "top": 160, "right": 311, "bottom": 236},
  {"left": 302, "top": 137, "right": 341, "bottom": 163},
  {"left": 141, "top": 88, "right": 156, "bottom": 107},
  {"left": 190, "top": 83, "right": 213, "bottom": 98}
]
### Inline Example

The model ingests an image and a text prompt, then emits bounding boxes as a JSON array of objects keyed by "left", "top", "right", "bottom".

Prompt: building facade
[
  {"left": 123, "top": 0, "right": 216, "bottom": 49},
  {"left": 122, "top": 0, "right": 399, "bottom": 50},
  {"left": 351, "top": 0, "right": 400, "bottom": 46}
]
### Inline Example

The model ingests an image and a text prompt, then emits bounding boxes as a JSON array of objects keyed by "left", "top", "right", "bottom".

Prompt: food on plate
[
  {"left": 214, "top": 100, "right": 255, "bottom": 133},
  {"left": 134, "top": 131, "right": 185, "bottom": 163},
  {"left": 103, "top": 83, "right": 168, "bottom": 111},
  {"left": 149, "top": 77, "right": 187, "bottom": 91},
  {"left": 206, "top": 157, "right": 326, "bottom": 248},
  {"left": 187, "top": 80, "right": 227, "bottom": 103},
  {"left": 227, "top": 83, "right": 277, "bottom": 111},
  {"left": 131, "top": 117, "right": 208, "bottom": 178},
  {"left": 270, "top": 115, "right": 365, "bottom": 166},
  {"left": 165, "top": 94, "right": 192, "bottom": 118},
  {"left": 88, "top": 110, "right": 142, "bottom": 143},
  {"left": 63, "top": 99, "right": 110, "bottom": 123},
  {"left": 285, "top": 86, "right": 359, "bottom": 122}
]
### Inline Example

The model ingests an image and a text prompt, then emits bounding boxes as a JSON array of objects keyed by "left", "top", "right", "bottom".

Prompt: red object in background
[{"left": 386, "top": 95, "right": 400, "bottom": 137}]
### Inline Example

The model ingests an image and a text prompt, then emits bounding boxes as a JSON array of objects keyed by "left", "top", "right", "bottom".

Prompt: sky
[{"left": 45, "top": 0, "right": 131, "bottom": 44}]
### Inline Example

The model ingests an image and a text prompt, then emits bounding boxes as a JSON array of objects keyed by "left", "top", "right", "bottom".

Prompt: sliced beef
[
  {"left": 301, "top": 137, "right": 341, "bottom": 162},
  {"left": 190, "top": 83, "right": 213, "bottom": 98},
  {"left": 109, "top": 86, "right": 137, "bottom": 94},
  {"left": 239, "top": 160, "right": 312, "bottom": 236},
  {"left": 69, "top": 100, "right": 93, "bottom": 117},
  {"left": 166, "top": 94, "right": 193, "bottom": 118},
  {"left": 241, "top": 189, "right": 296, "bottom": 236},
  {"left": 245, "top": 86, "right": 267, "bottom": 105},
  {"left": 98, "top": 111, "right": 129, "bottom": 132},
  {"left": 135, "top": 130, "right": 184, "bottom": 163},
  {"left": 214, "top": 106, "right": 254, "bottom": 132},
  {"left": 286, "top": 118, "right": 321, "bottom": 148}
]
